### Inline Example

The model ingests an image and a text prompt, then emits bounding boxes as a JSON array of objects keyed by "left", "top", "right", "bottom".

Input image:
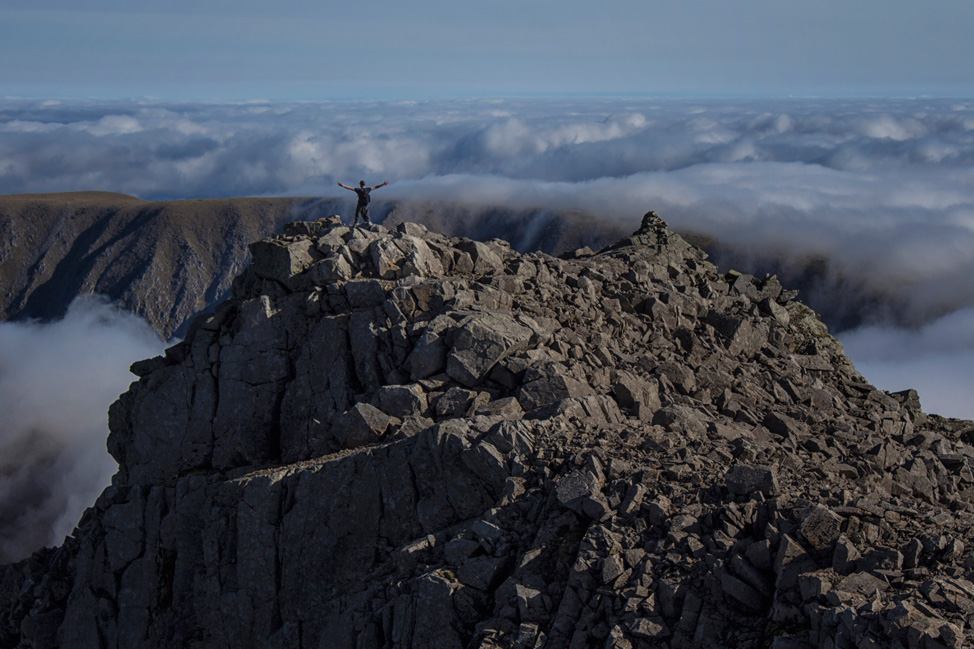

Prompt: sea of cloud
[
  {"left": 0, "top": 296, "right": 165, "bottom": 563},
  {"left": 2, "top": 96, "right": 974, "bottom": 557}
]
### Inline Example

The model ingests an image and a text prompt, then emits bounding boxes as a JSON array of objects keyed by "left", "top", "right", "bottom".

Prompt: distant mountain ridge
[
  {"left": 0, "top": 192, "right": 316, "bottom": 338},
  {"left": 0, "top": 193, "right": 634, "bottom": 339}
]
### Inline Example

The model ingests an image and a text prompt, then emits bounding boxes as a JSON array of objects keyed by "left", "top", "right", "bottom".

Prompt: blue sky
[{"left": 3, "top": 0, "right": 974, "bottom": 100}]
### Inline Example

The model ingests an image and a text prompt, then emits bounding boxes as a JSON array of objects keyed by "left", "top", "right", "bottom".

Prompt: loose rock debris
[{"left": 3, "top": 212, "right": 974, "bottom": 649}]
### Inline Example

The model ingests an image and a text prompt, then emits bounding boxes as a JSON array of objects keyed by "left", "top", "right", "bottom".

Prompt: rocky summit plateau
[{"left": 3, "top": 212, "right": 974, "bottom": 649}]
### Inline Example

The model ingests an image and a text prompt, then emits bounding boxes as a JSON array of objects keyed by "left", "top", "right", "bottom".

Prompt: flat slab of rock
[
  {"left": 333, "top": 402, "right": 395, "bottom": 449},
  {"left": 373, "top": 384, "right": 428, "bottom": 418},
  {"left": 250, "top": 238, "right": 318, "bottom": 282},
  {"left": 725, "top": 464, "right": 779, "bottom": 497},
  {"left": 447, "top": 315, "right": 534, "bottom": 386}
]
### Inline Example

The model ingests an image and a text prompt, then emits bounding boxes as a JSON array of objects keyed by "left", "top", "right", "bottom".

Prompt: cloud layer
[
  {"left": 840, "top": 308, "right": 974, "bottom": 420},
  {"left": 0, "top": 296, "right": 164, "bottom": 563},
  {"left": 1, "top": 97, "right": 973, "bottom": 414},
  {"left": 5, "top": 97, "right": 972, "bottom": 198}
]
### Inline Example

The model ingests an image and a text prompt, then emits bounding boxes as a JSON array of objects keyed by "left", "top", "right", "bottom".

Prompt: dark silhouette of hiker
[{"left": 338, "top": 180, "right": 389, "bottom": 225}]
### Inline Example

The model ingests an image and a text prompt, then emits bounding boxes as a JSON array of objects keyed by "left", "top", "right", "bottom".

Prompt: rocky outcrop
[
  {"left": 0, "top": 193, "right": 631, "bottom": 340},
  {"left": 3, "top": 212, "right": 974, "bottom": 649}
]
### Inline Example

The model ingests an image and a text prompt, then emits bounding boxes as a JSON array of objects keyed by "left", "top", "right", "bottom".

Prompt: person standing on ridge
[{"left": 338, "top": 180, "right": 389, "bottom": 225}]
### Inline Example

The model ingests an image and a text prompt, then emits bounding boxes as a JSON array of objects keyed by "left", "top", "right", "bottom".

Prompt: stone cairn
[{"left": 3, "top": 212, "right": 974, "bottom": 649}]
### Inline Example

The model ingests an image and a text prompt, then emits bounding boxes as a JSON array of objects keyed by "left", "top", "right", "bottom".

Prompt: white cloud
[
  {"left": 2, "top": 95, "right": 974, "bottom": 426},
  {"left": 853, "top": 114, "right": 927, "bottom": 141},
  {"left": 0, "top": 296, "right": 165, "bottom": 563},
  {"left": 841, "top": 307, "right": 974, "bottom": 360},
  {"left": 840, "top": 308, "right": 974, "bottom": 419},
  {"left": 77, "top": 114, "right": 143, "bottom": 136},
  {"left": 0, "top": 120, "right": 60, "bottom": 133}
]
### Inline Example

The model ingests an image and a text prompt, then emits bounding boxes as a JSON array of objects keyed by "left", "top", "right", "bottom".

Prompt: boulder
[
  {"left": 373, "top": 384, "right": 428, "bottom": 418},
  {"left": 725, "top": 464, "right": 779, "bottom": 497},
  {"left": 249, "top": 238, "right": 318, "bottom": 282},
  {"left": 799, "top": 505, "right": 842, "bottom": 552},
  {"left": 517, "top": 366, "right": 593, "bottom": 411},
  {"left": 446, "top": 315, "right": 534, "bottom": 386},
  {"left": 333, "top": 402, "right": 395, "bottom": 449},
  {"left": 456, "top": 240, "right": 503, "bottom": 273}
]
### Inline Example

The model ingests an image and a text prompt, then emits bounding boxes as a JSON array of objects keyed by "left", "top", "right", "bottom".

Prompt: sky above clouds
[{"left": 3, "top": 1, "right": 974, "bottom": 100}]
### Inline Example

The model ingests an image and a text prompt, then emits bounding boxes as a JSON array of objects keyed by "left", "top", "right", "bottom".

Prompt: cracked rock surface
[{"left": 3, "top": 213, "right": 974, "bottom": 649}]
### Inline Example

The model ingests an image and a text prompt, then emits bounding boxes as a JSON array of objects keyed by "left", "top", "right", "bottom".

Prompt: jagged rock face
[{"left": 4, "top": 213, "right": 974, "bottom": 649}]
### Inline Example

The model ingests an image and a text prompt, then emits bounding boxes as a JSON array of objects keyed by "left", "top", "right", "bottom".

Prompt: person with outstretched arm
[{"left": 338, "top": 180, "right": 389, "bottom": 225}]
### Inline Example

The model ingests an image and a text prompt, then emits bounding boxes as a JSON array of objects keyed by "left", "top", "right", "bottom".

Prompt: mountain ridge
[
  {"left": 0, "top": 192, "right": 308, "bottom": 338},
  {"left": 3, "top": 212, "right": 974, "bottom": 649},
  {"left": 0, "top": 193, "right": 634, "bottom": 340}
]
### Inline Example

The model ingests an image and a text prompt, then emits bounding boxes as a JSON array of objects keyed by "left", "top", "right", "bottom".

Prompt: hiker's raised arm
[
  {"left": 372, "top": 181, "right": 389, "bottom": 190},
  {"left": 338, "top": 182, "right": 352, "bottom": 190}
]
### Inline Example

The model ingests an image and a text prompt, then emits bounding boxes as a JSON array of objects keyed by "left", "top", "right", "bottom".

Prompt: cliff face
[
  {"left": 0, "top": 192, "right": 314, "bottom": 338},
  {"left": 3, "top": 214, "right": 974, "bottom": 649}
]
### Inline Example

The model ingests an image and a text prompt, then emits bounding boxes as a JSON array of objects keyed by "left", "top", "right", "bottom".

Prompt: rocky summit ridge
[{"left": 3, "top": 213, "right": 974, "bottom": 649}]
